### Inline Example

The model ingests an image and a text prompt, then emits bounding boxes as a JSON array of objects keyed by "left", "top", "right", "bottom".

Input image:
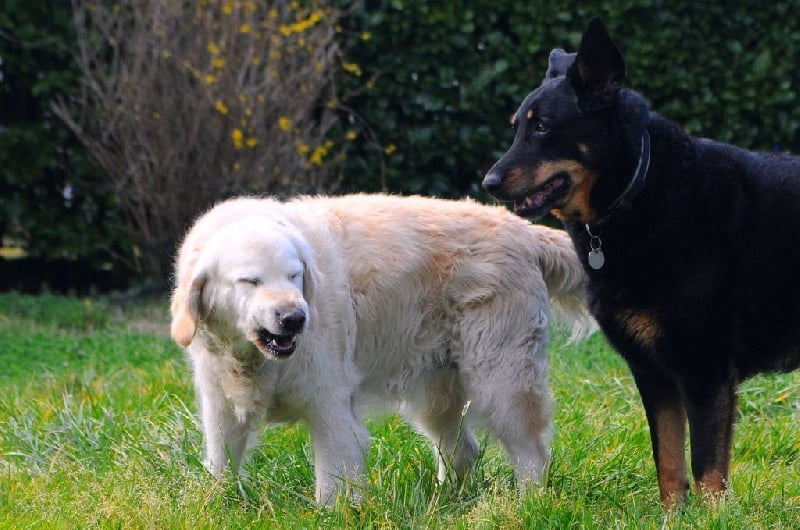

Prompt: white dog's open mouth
[{"left": 255, "top": 328, "right": 297, "bottom": 358}]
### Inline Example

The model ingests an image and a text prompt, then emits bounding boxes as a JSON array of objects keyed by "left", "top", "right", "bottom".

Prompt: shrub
[
  {"left": 336, "top": 1, "right": 800, "bottom": 198},
  {"left": 54, "top": 0, "right": 345, "bottom": 279},
  {"left": 3, "top": 1, "right": 799, "bottom": 286},
  {"left": 0, "top": 0, "right": 129, "bottom": 267}
]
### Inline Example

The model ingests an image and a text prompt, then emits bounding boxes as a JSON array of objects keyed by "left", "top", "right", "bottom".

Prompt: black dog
[{"left": 483, "top": 17, "right": 800, "bottom": 506}]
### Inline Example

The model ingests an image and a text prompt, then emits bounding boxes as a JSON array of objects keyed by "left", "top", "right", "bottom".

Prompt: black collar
[{"left": 587, "top": 128, "right": 651, "bottom": 228}]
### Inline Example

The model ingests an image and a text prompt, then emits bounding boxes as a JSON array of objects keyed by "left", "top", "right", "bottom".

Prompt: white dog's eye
[
  {"left": 237, "top": 278, "right": 261, "bottom": 286},
  {"left": 288, "top": 272, "right": 301, "bottom": 282}
]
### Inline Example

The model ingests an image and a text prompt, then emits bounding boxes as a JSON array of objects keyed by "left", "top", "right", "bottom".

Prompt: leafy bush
[
  {"left": 337, "top": 1, "right": 800, "bottom": 197},
  {"left": 0, "top": 0, "right": 129, "bottom": 266},
  {"left": 2, "top": 1, "right": 799, "bottom": 286},
  {"left": 56, "top": 0, "right": 345, "bottom": 279}
]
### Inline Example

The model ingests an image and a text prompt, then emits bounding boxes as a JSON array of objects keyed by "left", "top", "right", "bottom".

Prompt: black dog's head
[{"left": 483, "top": 17, "right": 640, "bottom": 224}]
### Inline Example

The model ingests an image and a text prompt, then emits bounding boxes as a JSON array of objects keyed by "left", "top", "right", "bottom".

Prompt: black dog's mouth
[
  {"left": 255, "top": 328, "right": 297, "bottom": 358},
  {"left": 513, "top": 172, "right": 571, "bottom": 219}
]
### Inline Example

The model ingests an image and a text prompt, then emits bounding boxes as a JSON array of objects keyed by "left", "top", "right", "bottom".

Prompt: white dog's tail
[{"left": 534, "top": 226, "right": 597, "bottom": 343}]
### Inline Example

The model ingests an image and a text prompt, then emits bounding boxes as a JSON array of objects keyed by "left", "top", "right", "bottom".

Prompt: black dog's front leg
[
  {"left": 630, "top": 366, "right": 690, "bottom": 507},
  {"left": 680, "top": 372, "right": 738, "bottom": 499}
]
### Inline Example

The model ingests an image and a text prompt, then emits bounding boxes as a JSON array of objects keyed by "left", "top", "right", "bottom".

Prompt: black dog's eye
[{"left": 534, "top": 121, "right": 550, "bottom": 135}]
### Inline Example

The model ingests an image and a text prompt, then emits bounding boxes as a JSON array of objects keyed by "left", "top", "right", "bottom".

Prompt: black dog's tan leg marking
[
  {"left": 630, "top": 367, "right": 689, "bottom": 507},
  {"left": 615, "top": 310, "right": 662, "bottom": 350},
  {"left": 681, "top": 375, "right": 738, "bottom": 500},
  {"left": 544, "top": 160, "right": 599, "bottom": 223}
]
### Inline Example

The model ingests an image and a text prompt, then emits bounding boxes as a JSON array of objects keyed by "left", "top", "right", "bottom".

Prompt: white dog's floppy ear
[
  {"left": 300, "top": 246, "right": 320, "bottom": 306},
  {"left": 290, "top": 232, "right": 320, "bottom": 307},
  {"left": 170, "top": 272, "right": 208, "bottom": 348}
]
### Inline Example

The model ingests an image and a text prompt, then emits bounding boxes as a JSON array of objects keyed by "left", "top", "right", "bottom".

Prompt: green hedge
[
  {"left": 337, "top": 1, "right": 800, "bottom": 197},
  {"left": 2, "top": 1, "right": 799, "bottom": 285},
  {"left": 0, "top": 0, "right": 130, "bottom": 266}
]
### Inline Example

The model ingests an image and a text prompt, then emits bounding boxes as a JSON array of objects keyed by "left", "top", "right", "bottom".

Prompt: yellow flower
[
  {"left": 345, "top": 130, "right": 357, "bottom": 141},
  {"left": 240, "top": 23, "right": 251, "bottom": 34},
  {"left": 384, "top": 143, "right": 397, "bottom": 155},
  {"left": 342, "top": 62, "right": 362, "bottom": 76},
  {"left": 222, "top": 2, "right": 233, "bottom": 15},
  {"left": 207, "top": 42, "right": 220, "bottom": 55},
  {"left": 212, "top": 57, "right": 226, "bottom": 69},
  {"left": 214, "top": 100, "right": 229, "bottom": 115},
  {"left": 231, "top": 128, "right": 244, "bottom": 149},
  {"left": 296, "top": 144, "right": 310, "bottom": 155},
  {"left": 246, "top": 137, "right": 259, "bottom": 148},
  {"left": 278, "top": 117, "right": 292, "bottom": 131},
  {"left": 310, "top": 148, "right": 325, "bottom": 165},
  {"left": 278, "top": 9, "right": 325, "bottom": 36},
  {"left": 204, "top": 74, "right": 217, "bottom": 85},
  {"left": 309, "top": 140, "right": 333, "bottom": 166}
]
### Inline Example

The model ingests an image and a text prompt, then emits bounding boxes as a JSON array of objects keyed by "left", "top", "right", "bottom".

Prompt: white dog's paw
[{"left": 203, "top": 457, "right": 227, "bottom": 479}]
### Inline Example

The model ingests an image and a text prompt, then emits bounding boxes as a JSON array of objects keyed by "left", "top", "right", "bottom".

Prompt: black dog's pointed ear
[
  {"left": 567, "top": 17, "right": 626, "bottom": 112},
  {"left": 545, "top": 49, "right": 576, "bottom": 79}
]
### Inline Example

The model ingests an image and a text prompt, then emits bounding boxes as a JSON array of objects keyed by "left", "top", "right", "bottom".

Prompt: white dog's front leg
[
  {"left": 308, "top": 406, "right": 370, "bottom": 505},
  {"left": 200, "top": 392, "right": 254, "bottom": 477}
]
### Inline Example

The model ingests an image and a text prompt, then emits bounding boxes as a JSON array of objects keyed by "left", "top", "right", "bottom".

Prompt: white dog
[{"left": 170, "top": 194, "right": 591, "bottom": 504}]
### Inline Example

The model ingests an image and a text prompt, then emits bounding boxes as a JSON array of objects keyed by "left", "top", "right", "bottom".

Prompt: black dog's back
[{"left": 697, "top": 140, "right": 800, "bottom": 375}]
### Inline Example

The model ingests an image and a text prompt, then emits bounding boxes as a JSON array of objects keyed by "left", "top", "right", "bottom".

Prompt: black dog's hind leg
[
  {"left": 630, "top": 366, "right": 690, "bottom": 507},
  {"left": 680, "top": 372, "right": 738, "bottom": 499}
]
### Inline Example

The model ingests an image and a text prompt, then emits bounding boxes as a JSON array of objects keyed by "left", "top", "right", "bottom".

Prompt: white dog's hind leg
[
  {"left": 308, "top": 404, "right": 370, "bottom": 505},
  {"left": 493, "top": 389, "right": 553, "bottom": 489},
  {"left": 404, "top": 370, "right": 480, "bottom": 483},
  {"left": 459, "top": 305, "right": 554, "bottom": 491}
]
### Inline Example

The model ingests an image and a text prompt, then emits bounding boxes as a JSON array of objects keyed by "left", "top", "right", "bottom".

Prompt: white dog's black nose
[{"left": 279, "top": 309, "right": 306, "bottom": 334}]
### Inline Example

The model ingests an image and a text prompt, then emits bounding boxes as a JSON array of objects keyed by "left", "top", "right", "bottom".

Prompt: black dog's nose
[
  {"left": 279, "top": 310, "right": 306, "bottom": 333},
  {"left": 482, "top": 171, "right": 504, "bottom": 192}
]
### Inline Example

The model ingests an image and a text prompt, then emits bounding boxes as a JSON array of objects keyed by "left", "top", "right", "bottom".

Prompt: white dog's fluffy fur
[{"left": 170, "top": 194, "right": 591, "bottom": 504}]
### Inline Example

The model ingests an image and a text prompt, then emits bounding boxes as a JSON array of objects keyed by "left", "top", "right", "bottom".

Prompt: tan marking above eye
[
  {"left": 526, "top": 109, "right": 534, "bottom": 119},
  {"left": 510, "top": 113, "right": 517, "bottom": 125}
]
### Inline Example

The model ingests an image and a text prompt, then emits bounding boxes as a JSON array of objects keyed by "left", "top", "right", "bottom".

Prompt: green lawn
[{"left": 1, "top": 293, "right": 798, "bottom": 528}]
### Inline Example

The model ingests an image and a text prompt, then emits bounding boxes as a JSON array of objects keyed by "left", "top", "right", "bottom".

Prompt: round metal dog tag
[{"left": 588, "top": 249, "right": 605, "bottom": 270}]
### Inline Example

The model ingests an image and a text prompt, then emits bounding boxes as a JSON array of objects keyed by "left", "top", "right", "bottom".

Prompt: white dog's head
[{"left": 170, "top": 217, "right": 319, "bottom": 359}]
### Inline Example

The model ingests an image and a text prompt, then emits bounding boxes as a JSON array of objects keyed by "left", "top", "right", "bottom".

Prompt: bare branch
[{"left": 54, "top": 0, "right": 345, "bottom": 277}]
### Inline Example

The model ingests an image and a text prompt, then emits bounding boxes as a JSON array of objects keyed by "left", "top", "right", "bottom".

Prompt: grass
[{"left": 1, "top": 292, "right": 798, "bottom": 528}]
